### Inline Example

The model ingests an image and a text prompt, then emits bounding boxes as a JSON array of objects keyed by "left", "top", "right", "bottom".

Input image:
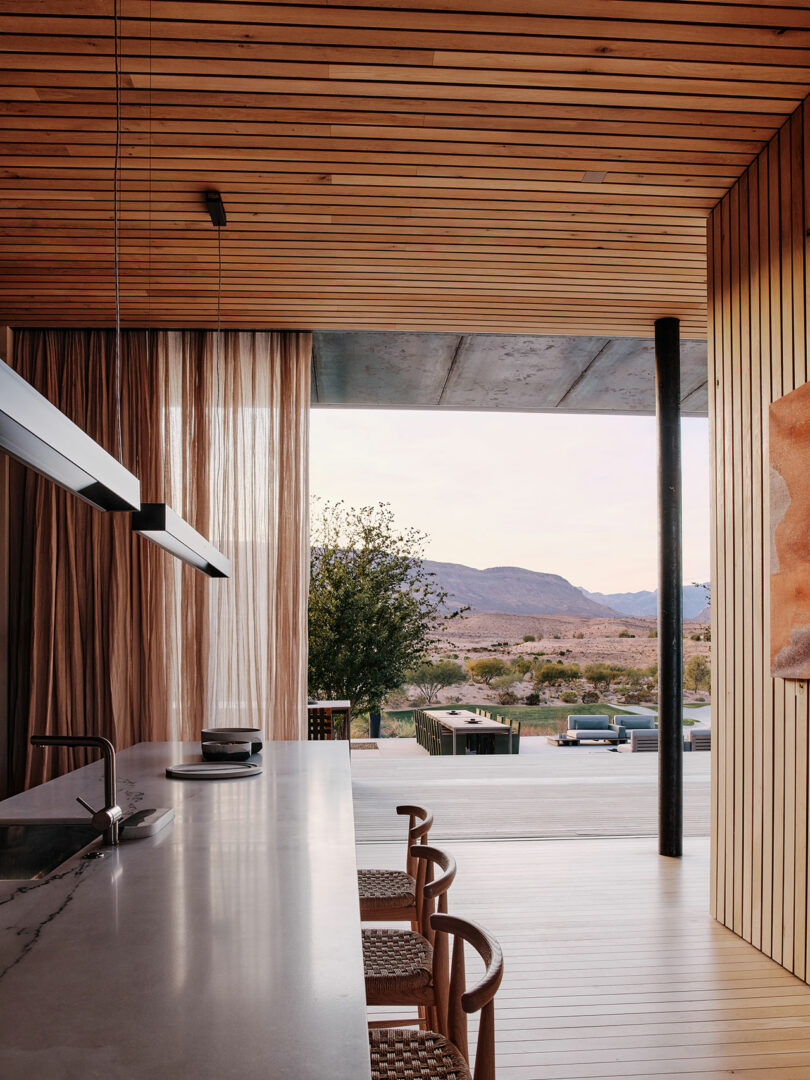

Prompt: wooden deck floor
[
  {"left": 352, "top": 745, "right": 711, "bottom": 841},
  {"left": 357, "top": 836, "right": 810, "bottom": 1078},
  {"left": 354, "top": 748, "right": 810, "bottom": 1076}
]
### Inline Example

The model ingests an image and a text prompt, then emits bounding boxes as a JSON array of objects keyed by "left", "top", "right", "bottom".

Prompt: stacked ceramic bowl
[{"left": 201, "top": 728, "right": 263, "bottom": 762}]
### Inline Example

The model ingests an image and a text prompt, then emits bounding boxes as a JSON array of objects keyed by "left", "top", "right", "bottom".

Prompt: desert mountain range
[{"left": 424, "top": 559, "right": 709, "bottom": 620}]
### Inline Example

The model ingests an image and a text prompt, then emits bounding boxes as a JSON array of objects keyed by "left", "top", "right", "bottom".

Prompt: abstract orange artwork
[{"left": 770, "top": 380, "right": 810, "bottom": 678}]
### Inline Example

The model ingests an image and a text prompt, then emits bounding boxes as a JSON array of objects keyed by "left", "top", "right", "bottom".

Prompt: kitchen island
[{"left": 0, "top": 741, "right": 371, "bottom": 1080}]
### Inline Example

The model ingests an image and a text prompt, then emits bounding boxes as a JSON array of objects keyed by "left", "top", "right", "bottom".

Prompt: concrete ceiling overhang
[{"left": 311, "top": 332, "right": 708, "bottom": 417}]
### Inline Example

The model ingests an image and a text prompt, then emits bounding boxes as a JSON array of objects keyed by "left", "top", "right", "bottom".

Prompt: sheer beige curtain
[
  {"left": 7, "top": 328, "right": 309, "bottom": 792},
  {"left": 158, "top": 330, "right": 310, "bottom": 741}
]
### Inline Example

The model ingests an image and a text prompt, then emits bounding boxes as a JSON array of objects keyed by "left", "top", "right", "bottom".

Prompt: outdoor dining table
[{"left": 424, "top": 708, "right": 513, "bottom": 755}]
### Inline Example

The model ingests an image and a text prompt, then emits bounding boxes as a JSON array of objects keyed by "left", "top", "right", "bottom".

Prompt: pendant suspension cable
[
  {"left": 147, "top": 0, "right": 152, "bottom": 330},
  {"left": 217, "top": 224, "right": 223, "bottom": 334},
  {"left": 113, "top": 0, "right": 123, "bottom": 464},
  {"left": 214, "top": 224, "right": 223, "bottom": 564}
]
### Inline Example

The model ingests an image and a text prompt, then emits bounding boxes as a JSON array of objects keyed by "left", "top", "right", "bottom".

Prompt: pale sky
[{"left": 309, "top": 409, "right": 710, "bottom": 595}]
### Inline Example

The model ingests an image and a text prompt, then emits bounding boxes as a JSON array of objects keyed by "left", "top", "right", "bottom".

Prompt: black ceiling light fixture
[
  {"left": 132, "top": 504, "right": 231, "bottom": 579},
  {"left": 205, "top": 189, "right": 227, "bottom": 228},
  {"left": 0, "top": 357, "right": 141, "bottom": 512}
]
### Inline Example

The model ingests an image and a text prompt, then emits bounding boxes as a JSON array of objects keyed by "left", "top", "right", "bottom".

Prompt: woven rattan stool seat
[
  {"left": 358, "top": 868, "right": 416, "bottom": 912},
  {"left": 369, "top": 1028, "right": 471, "bottom": 1080},
  {"left": 363, "top": 929, "right": 433, "bottom": 999}
]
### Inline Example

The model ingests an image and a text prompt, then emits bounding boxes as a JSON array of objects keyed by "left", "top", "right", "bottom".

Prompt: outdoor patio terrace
[
  {"left": 352, "top": 738, "right": 710, "bottom": 841},
  {"left": 354, "top": 748, "right": 810, "bottom": 1077}
]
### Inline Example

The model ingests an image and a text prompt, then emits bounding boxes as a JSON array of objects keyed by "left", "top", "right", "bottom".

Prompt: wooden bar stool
[
  {"left": 364, "top": 845, "right": 455, "bottom": 1033},
  {"left": 369, "top": 914, "right": 504, "bottom": 1080},
  {"left": 358, "top": 805, "right": 433, "bottom": 924}
]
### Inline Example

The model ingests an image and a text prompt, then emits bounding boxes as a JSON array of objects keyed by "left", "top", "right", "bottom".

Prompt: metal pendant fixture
[
  {"left": 0, "top": 357, "right": 141, "bottom": 512},
  {"left": 132, "top": 504, "right": 231, "bottom": 578},
  {"left": 125, "top": 17, "right": 229, "bottom": 579}
]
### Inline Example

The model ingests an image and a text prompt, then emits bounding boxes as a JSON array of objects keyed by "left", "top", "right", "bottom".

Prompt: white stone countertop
[{"left": 0, "top": 741, "right": 371, "bottom": 1080}]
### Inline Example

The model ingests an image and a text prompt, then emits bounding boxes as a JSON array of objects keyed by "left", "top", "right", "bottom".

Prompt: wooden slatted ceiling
[{"left": 1, "top": 2, "right": 810, "bottom": 336}]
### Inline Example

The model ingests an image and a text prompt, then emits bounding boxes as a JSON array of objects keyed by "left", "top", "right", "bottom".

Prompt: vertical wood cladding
[{"left": 710, "top": 98, "right": 810, "bottom": 979}]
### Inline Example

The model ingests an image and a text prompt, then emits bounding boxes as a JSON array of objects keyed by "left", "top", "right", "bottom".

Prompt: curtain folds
[{"left": 7, "top": 328, "right": 310, "bottom": 793}]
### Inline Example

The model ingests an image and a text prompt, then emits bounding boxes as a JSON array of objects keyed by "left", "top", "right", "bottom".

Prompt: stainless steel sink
[{"left": 0, "top": 823, "right": 100, "bottom": 880}]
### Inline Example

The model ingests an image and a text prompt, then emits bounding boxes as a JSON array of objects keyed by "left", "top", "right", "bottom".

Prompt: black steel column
[{"left": 655, "top": 316, "right": 683, "bottom": 857}]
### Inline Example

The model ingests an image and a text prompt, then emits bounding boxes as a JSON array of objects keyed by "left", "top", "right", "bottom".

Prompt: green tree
[
  {"left": 308, "top": 501, "right": 450, "bottom": 716},
  {"left": 405, "top": 659, "right": 467, "bottom": 704},
  {"left": 467, "top": 657, "right": 510, "bottom": 685},
  {"left": 684, "top": 654, "right": 711, "bottom": 692}
]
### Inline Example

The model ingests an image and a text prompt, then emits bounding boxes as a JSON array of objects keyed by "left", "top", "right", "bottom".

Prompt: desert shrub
[
  {"left": 648, "top": 629, "right": 658, "bottom": 638},
  {"left": 522, "top": 634, "right": 536, "bottom": 642},
  {"left": 525, "top": 692, "right": 541, "bottom": 706},
  {"left": 560, "top": 690, "right": 579, "bottom": 704},
  {"left": 618, "top": 629, "right": 635, "bottom": 638},
  {"left": 584, "top": 662, "right": 612, "bottom": 689},
  {"left": 581, "top": 690, "right": 599, "bottom": 703},
  {"left": 497, "top": 690, "right": 518, "bottom": 705},
  {"left": 573, "top": 631, "right": 585, "bottom": 639},
  {"left": 511, "top": 656, "right": 533, "bottom": 677},
  {"left": 552, "top": 634, "right": 560, "bottom": 640},
  {"left": 684, "top": 654, "right": 711, "bottom": 691},
  {"left": 467, "top": 657, "right": 510, "bottom": 685}
]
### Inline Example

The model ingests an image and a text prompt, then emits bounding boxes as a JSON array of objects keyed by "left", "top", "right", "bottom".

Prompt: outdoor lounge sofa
[
  {"left": 610, "top": 715, "right": 656, "bottom": 742},
  {"left": 563, "top": 715, "right": 620, "bottom": 744}
]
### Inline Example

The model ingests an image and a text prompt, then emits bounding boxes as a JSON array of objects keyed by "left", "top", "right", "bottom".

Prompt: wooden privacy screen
[
  {"left": 3, "top": 3, "right": 810, "bottom": 336},
  {"left": 709, "top": 98, "right": 810, "bottom": 980}
]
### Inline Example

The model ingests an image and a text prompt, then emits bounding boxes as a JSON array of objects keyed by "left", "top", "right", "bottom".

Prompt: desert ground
[{"left": 401, "top": 611, "right": 711, "bottom": 708}]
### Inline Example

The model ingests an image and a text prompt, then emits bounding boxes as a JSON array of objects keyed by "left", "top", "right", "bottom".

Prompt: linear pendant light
[
  {"left": 132, "top": 503, "right": 230, "bottom": 578},
  {"left": 0, "top": 356, "right": 141, "bottom": 512}
]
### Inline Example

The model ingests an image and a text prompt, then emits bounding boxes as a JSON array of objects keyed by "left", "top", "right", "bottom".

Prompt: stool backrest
[
  {"left": 412, "top": 844, "right": 457, "bottom": 1036},
  {"left": 396, "top": 804, "right": 432, "bottom": 878},
  {"left": 430, "top": 913, "right": 504, "bottom": 1080}
]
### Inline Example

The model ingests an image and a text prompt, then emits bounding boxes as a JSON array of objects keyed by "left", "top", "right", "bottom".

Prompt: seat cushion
[
  {"left": 363, "top": 929, "right": 433, "bottom": 1000},
  {"left": 622, "top": 718, "right": 655, "bottom": 731},
  {"left": 369, "top": 1028, "right": 471, "bottom": 1080},
  {"left": 358, "top": 868, "right": 416, "bottom": 912},
  {"left": 566, "top": 729, "right": 618, "bottom": 740}
]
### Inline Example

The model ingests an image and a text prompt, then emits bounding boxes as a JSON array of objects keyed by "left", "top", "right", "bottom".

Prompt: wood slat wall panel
[
  {"left": 1, "top": 3, "right": 809, "bottom": 334},
  {"left": 710, "top": 95, "right": 810, "bottom": 983}
]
